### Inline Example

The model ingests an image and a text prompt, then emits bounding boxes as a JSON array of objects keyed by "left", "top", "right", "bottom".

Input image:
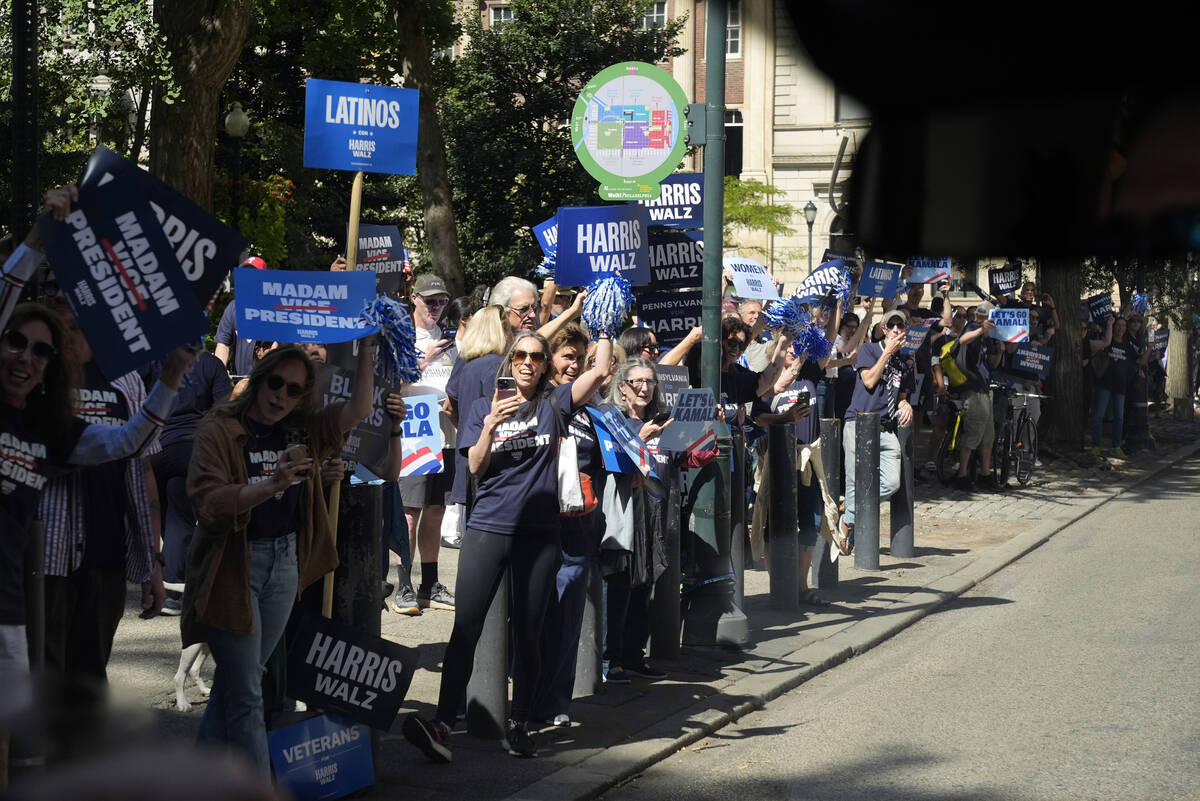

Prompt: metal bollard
[
  {"left": 729, "top": 428, "right": 747, "bottom": 610},
  {"left": 854, "top": 412, "right": 881, "bottom": 571},
  {"left": 329, "top": 482, "right": 384, "bottom": 631},
  {"left": 574, "top": 561, "right": 603, "bottom": 696},
  {"left": 813, "top": 419, "right": 840, "bottom": 589},
  {"left": 1124, "top": 372, "right": 1156, "bottom": 453},
  {"left": 466, "top": 573, "right": 509, "bottom": 738},
  {"left": 650, "top": 461, "right": 682, "bottom": 661},
  {"left": 766, "top": 421, "right": 799, "bottom": 610},
  {"left": 889, "top": 424, "right": 915, "bottom": 559}
]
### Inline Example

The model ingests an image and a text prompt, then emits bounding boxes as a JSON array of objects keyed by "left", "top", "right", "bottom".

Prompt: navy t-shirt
[
  {"left": 459, "top": 383, "right": 573, "bottom": 536},
  {"left": 216, "top": 302, "right": 255, "bottom": 376},
  {"left": 159, "top": 352, "right": 233, "bottom": 448},
  {"left": 76, "top": 361, "right": 132, "bottom": 571},
  {"left": 845, "top": 342, "right": 915, "bottom": 427},
  {"left": 242, "top": 417, "right": 302, "bottom": 539},
  {"left": 1102, "top": 339, "right": 1135, "bottom": 393},
  {"left": 445, "top": 353, "right": 503, "bottom": 505},
  {"left": 960, "top": 323, "right": 992, "bottom": 392}
]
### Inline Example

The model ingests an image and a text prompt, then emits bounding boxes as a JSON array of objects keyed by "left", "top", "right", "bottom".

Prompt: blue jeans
[
  {"left": 1090, "top": 386, "right": 1126, "bottom": 448},
  {"left": 197, "top": 533, "right": 298, "bottom": 774},
  {"left": 841, "top": 418, "right": 903, "bottom": 528}
]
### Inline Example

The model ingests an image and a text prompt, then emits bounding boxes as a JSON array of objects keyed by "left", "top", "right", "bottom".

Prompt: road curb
[{"left": 504, "top": 438, "right": 1200, "bottom": 801}]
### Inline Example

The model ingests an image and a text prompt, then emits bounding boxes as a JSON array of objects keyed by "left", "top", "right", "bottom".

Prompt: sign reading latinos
[
  {"left": 268, "top": 713, "right": 374, "bottom": 801},
  {"left": 37, "top": 177, "right": 210, "bottom": 380},
  {"left": 555, "top": 205, "right": 651, "bottom": 286},
  {"left": 636, "top": 288, "right": 701, "bottom": 347},
  {"left": 236, "top": 269, "right": 378, "bottom": 344},
  {"left": 724, "top": 257, "right": 780, "bottom": 301},
  {"left": 988, "top": 307, "right": 1030, "bottom": 342},
  {"left": 633, "top": 173, "right": 703, "bottom": 227},
  {"left": 397, "top": 392, "right": 443, "bottom": 476},
  {"left": 907, "top": 257, "right": 951, "bottom": 284},
  {"left": 352, "top": 223, "right": 409, "bottom": 295},
  {"left": 658, "top": 388, "right": 716, "bottom": 453},
  {"left": 860, "top": 261, "right": 906, "bottom": 299},
  {"left": 989, "top": 265, "right": 1022, "bottom": 295},
  {"left": 647, "top": 231, "right": 703, "bottom": 290},
  {"left": 571, "top": 61, "right": 689, "bottom": 201},
  {"left": 303, "top": 78, "right": 419, "bottom": 175}
]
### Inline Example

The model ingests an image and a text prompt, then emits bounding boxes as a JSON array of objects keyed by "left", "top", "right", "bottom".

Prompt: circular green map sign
[{"left": 571, "top": 61, "right": 689, "bottom": 201}]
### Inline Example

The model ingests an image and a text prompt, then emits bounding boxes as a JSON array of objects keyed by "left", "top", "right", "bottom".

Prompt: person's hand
[
  {"left": 897, "top": 399, "right": 913, "bottom": 427},
  {"left": 883, "top": 327, "right": 906, "bottom": 354},
  {"left": 568, "top": 288, "right": 588, "bottom": 315},
  {"left": 685, "top": 325, "right": 704, "bottom": 345},
  {"left": 140, "top": 566, "right": 166, "bottom": 619},
  {"left": 638, "top": 418, "right": 673, "bottom": 441},
  {"left": 159, "top": 344, "right": 202, "bottom": 389},
  {"left": 425, "top": 338, "right": 453, "bottom": 362},
  {"left": 386, "top": 392, "right": 407, "bottom": 425},
  {"left": 789, "top": 402, "right": 812, "bottom": 421},
  {"left": 1042, "top": 292, "right": 1056, "bottom": 309},
  {"left": 320, "top": 457, "right": 347, "bottom": 483},
  {"left": 485, "top": 389, "right": 522, "bottom": 428},
  {"left": 25, "top": 184, "right": 81, "bottom": 249},
  {"left": 330, "top": 256, "right": 348, "bottom": 271},
  {"left": 980, "top": 318, "right": 996, "bottom": 336},
  {"left": 273, "top": 455, "right": 314, "bottom": 488},
  {"left": 937, "top": 281, "right": 951, "bottom": 296}
]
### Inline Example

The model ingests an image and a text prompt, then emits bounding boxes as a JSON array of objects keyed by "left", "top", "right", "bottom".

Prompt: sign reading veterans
[
  {"left": 352, "top": 224, "right": 409, "bottom": 294},
  {"left": 907, "top": 257, "right": 951, "bottom": 284},
  {"left": 571, "top": 61, "right": 689, "bottom": 201},
  {"left": 988, "top": 265, "right": 1022, "bottom": 296},
  {"left": 303, "top": 78, "right": 419, "bottom": 175},
  {"left": 268, "top": 714, "right": 374, "bottom": 801},
  {"left": 1011, "top": 343, "right": 1053, "bottom": 380},
  {"left": 555, "top": 205, "right": 651, "bottom": 285},
  {"left": 636, "top": 289, "right": 701, "bottom": 347},
  {"left": 988, "top": 307, "right": 1030, "bottom": 342},
  {"left": 79, "top": 146, "right": 245, "bottom": 311},
  {"left": 1085, "top": 292, "right": 1112, "bottom": 322},
  {"left": 860, "top": 261, "right": 906, "bottom": 299},
  {"left": 397, "top": 392, "right": 443, "bottom": 476},
  {"left": 647, "top": 231, "right": 703, "bottom": 289},
  {"left": 235, "top": 269, "right": 378, "bottom": 344},
  {"left": 634, "top": 173, "right": 703, "bottom": 227},
  {"left": 658, "top": 388, "right": 717, "bottom": 453},
  {"left": 37, "top": 177, "right": 210, "bottom": 380},
  {"left": 288, "top": 612, "right": 417, "bottom": 730},
  {"left": 724, "top": 257, "right": 779, "bottom": 301},
  {"left": 317, "top": 365, "right": 399, "bottom": 478},
  {"left": 533, "top": 216, "right": 558, "bottom": 261}
]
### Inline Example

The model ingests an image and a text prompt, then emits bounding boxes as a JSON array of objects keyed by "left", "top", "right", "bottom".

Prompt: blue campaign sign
[
  {"left": 1154, "top": 327, "right": 1169, "bottom": 355},
  {"left": 1011, "top": 343, "right": 1053, "bottom": 380},
  {"left": 533, "top": 216, "right": 558, "bottom": 260},
  {"left": 647, "top": 231, "right": 703, "bottom": 290},
  {"left": 269, "top": 713, "right": 374, "bottom": 801},
  {"left": 900, "top": 324, "right": 932, "bottom": 355},
  {"left": 587, "top": 404, "right": 655, "bottom": 476},
  {"left": 235, "top": 269, "right": 379, "bottom": 344},
  {"left": 1085, "top": 292, "right": 1112, "bottom": 322},
  {"left": 988, "top": 307, "right": 1030, "bottom": 343},
  {"left": 303, "top": 78, "right": 419, "bottom": 175},
  {"left": 860, "top": 261, "right": 905, "bottom": 299},
  {"left": 352, "top": 223, "right": 409, "bottom": 295},
  {"left": 556, "top": 205, "right": 651, "bottom": 285},
  {"left": 636, "top": 288, "right": 702, "bottom": 347},
  {"left": 37, "top": 177, "right": 210, "bottom": 380},
  {"left": 988, "top": 265, "right": 1022, "bottom": 296},
  {"left": 907, "top": 257, "right": 951, "bottom": 284},
  {"left": 632, "top": 173, "right": 703, "bottom": 229},
  {"left": 399, "top": 392, "right": 443, "bottom": 476}
]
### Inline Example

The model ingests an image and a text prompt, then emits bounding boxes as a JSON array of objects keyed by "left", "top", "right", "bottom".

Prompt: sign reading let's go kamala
[{"left": 304, "top": 78, "right": 419, "bottom": 175}]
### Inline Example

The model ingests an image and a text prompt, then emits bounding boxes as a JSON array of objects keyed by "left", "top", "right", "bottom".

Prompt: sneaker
[
  {"left": 952, "top": 474, "right": 973, "bottom": 492},
  {"left": 603, "top": 666, "right": 631, "bottom": 685},
  {"left": 441, "top": 534, "right": 462, "bottom": 550},
  {"left": 1091, "top": 445, "right": 1103, "bottom": 456},
  {"left": 551, "top": 714, "right": 571, "bottom": 728},
  {"left": 402, "top": 714, "right": 453, "bottom": 763},
  {"left": 417, "top": 581, "right": 455, "bottom": 611},
  {"left": 160, "top": 597, "right": 182, "bottom": 616},
  {"left": 980, "top": 476, "right": 1005, "bottom": 493},
  {"left": 501, "top": 719, "right": 537, "bottom": 758},
  {"left": 391, "top": 584, "right": 422, "bottom": 616},
  {"left": 1112, "top": 447, "right": 1129, "bottom": 460},
  {"left": 624, "top": 662, "right": 668, "bottom": 679}
]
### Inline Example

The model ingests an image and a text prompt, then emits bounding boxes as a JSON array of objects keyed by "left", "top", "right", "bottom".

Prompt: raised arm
[
  {"left": 571, "top": 333, "right": 613, "bottom": 407},
  {"left": 660, "top": 326, "right": 702, "bottom": 366},
  {"left": 755, "top": 332, "right": 792, "bottom": 397},
  {"left": 339, "top": 334, "right": 378, "bottom": 433},
  {"left": 539, "top": 279, "right": 556, "bottom": 326},
  {"left": 536, "top": 288, "right": 586, "bottom": 341}
]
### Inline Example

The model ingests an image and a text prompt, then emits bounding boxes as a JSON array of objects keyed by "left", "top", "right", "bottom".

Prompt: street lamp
[
  {"left": 803, "top": 200, "right": 818, "bottom": 273},
  {"left": 224, "top": 101, "right": 250, "bottom": 231}
]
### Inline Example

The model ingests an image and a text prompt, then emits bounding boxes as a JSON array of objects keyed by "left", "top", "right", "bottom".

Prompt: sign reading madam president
[
  {"left": 304, "top": 78, "right": 419, "bottom": 175},
  {"left": 235, "top": 269, "right": 379, "bottom": 344}
]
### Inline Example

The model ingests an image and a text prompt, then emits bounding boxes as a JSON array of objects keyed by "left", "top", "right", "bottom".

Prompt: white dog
[{"left": 165, "top": 579, "right": 212, "bottom": 712}]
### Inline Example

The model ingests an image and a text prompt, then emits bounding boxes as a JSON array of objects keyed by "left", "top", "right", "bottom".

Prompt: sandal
[
  {"left": 799, "top": 589, "right": 831, "bottom": 607},
  {"left": 833, "top": 515, "right": 853, "bottom": 556}
]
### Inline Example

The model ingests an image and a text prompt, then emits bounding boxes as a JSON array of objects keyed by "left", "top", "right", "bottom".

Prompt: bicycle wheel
[
  {"left": 1014, "top": 415, "right": 1037, "bottom": 485},
  {"left": 994, "top": 423, "right": 1011, "bottom": 488},
  {"left": 936, "top": 426, "right": 959, "bottom": 483}
]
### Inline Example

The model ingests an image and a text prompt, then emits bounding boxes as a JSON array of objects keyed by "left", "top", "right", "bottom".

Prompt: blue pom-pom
[
  {"left": 359, "top": 295, "right": 422, "bottom": 384},
  {"left": 535, "top": 255, "right": 556, "bottom": 279},
  {"left": 761, "top": 300, "right": 786, "bottom": 331},
  {"left": 1132, "top": 293, "right": 1150, "bottom": 316},
  {"left": 797, "top": 321, "right": 833, "bottom": 362},
  {"left": 835, "top": 268, "right": 853, "bottom": 308},
  {"left": 583, "top": 274, "right": 634, "bottom": 339}
]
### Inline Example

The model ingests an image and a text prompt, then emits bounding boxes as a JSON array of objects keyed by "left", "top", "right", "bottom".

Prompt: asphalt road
[{"left": 600, "top": 453, "right": 1200, "bottom": 801}]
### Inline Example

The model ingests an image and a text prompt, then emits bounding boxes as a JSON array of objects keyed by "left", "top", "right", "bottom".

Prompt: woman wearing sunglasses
[
  {"left": 404, "top": 328, "right": 613, "bottom": 761},
  {"left": 183, "top": 338, "right": 377, "bottom": 773}
]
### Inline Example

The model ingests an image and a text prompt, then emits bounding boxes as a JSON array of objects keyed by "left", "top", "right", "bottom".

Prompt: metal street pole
[{"left": 11, "top": 0, "right": 40, "bottom": 240}]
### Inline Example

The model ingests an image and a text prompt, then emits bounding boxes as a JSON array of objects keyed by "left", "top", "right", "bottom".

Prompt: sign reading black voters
[
  {"left": 304, "top": 78, "right": 418, "bottom": 175},
  {"left": 555, "top": 205, "right": 651, "bottom": 286},
  {"left": 235, "top": 269, "right": 378, "bottom": 344},
  {"left": 37, "top": 177, "right": 209, "bottom": 380}
]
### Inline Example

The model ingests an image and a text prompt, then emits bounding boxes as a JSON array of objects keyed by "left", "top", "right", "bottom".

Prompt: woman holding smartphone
[
  {"left": 404, "top": 328, "right": 612, "bottom": 761},
  {"left": 184, "top": 339, "right": 376, "bottom": 773}
]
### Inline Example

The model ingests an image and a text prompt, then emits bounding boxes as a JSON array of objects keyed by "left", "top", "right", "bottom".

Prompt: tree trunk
[
  {"left": 1166, "top": 315, "right": 1194, "bottom": 421},
  {"left": 399, "top": 15, "right": 465, "bottom": 297},
  {"left": 149, "top": 0, "right": 253, "bottom": 210},
  {"left": 1039, "top": 258, "right": 1087, "bottom": 456}
]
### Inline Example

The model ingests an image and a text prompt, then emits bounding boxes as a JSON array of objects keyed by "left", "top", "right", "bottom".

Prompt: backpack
[{"left": 939, "top": 338, "right": 977, "bottom": 389}]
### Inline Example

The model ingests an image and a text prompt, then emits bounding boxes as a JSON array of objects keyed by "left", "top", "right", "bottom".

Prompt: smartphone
[
  {"left": 281, "top": 444, "right": 310, "bottom": 480},
  {"left": 796, "top": 389, "right": 813, "bottom": 409},
  {"left": 441, "top": 327, "right": 458, "bottom": 341},
  {"left": 496, "top": 376, "right": 518, "bottom": 401},
  {"left": 651, "top": 410, "right": 672, "bottom": 425}
]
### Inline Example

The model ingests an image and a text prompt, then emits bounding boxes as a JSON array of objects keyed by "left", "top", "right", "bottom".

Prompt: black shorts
[{"left": 397, "top": 448, "right": 456, "bottom": 508}]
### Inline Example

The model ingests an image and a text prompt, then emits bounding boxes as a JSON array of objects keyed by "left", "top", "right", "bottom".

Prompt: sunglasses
[
  {"left": 265, "top": 373, "right": 306, "bottom": 398},
  {"left": 624, "top": 378, "right": 657, "bottom": 388},
  {"left": 512, "top": 349, "right": 547, "bottom": 364},
  {"left": 420, "top": 295, "right": 449, "bottom": 307},
  {"left": 3, "top": 330, "right": 56, "bottom": 362},
  {"left": 724, "top": 338, "right": 747, "bottom": 354},
  {"left": 641, "top": 344, "right": 661, "bottom": 355},
  {"left": 886, "top": 320, "right": 907, "bottom": 330},
  {"left": 507, "top": 304, "right": 540, "bottom": 318}
]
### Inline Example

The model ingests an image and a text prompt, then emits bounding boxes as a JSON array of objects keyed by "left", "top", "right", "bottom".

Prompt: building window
[
  {"left": 642, "top": 1, "right": 667, "bottom": 29},
  {"left": 726, "top": 0, "right": 741, "bottom": 56},
  {"left": 724, "top": 109, "right": 743, "bottom": 177},
  {"left": 433, "top": 45, "right": 455, "bottom": 61},
  {"left": 835, "top": 91, "right": 870, "bottom": 122},
  {"left": 490, "top": 5, "right": 513, "bottom": 28}
]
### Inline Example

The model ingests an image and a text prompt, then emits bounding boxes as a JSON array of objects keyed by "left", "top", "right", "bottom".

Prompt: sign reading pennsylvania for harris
[
  {"left": 37, "top": 177, "right": 209, "bottom": 380},
  {"left": 235, "top": 269, "right": 378, "bottom": 344},
  {"left": 555, "top": 205, "right": 651, "bottom": 286},
  {"left": 636, "top": 288, "right": 701, "bottom": 347},
  {"left": 632, "top": 173, "right": 703, "bottom": 228},
  {"left": 352, "top": 224, "right": 409, "bottom": 294},
  {"left": 647, "top": 231, "right": 703, "bottom": 289},
  {"left": 303, "top": 78, "right": 419, "bottom": 175}
]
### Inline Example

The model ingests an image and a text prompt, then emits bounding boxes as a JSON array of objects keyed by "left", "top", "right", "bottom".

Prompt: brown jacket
[{"left": 181, "top": 404, "right": 346, "bottom": 646}]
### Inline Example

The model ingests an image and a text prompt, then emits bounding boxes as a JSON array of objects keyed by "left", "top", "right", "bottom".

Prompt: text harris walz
[
  {"left": 304, "top": 631, "right": 405, "bottom": 711},
  {"left": 577, "top": 219, "right": 643, "bottom": 272}
]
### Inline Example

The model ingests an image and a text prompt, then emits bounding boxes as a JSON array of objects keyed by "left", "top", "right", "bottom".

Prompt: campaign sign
[
  {"left": 1010, "top": 343, "right": 1053, "bottom": 380},
  {"left": 988, "top": 307, "right": 1030, "bottom": 343},
  {"left": 317, "top": 365, "right": 400, "bottom": 479},
  {"left": 269, "top": 713, "right": 373, "bottom": 801},
  {"left": 533, "top": 215, "right": 558, "bottom": 260},
  {"left": 37, "top": 177, "right": 210, "bottom": 380},
  {"left": 398, "top": 392, "right": 443, "bottom": 476},
  {"left": 822, "top": 249, "right": 860, "bottom": 275},
  {"left": 637, "top": 289, "right": 701, "bottom": 347},
  {"left": 860, "top": 261, "right": 905, "bottom": 299},
  {"left": 656, "top": 364, "right": 691, "bottom": 410},
  {"left": 647, "top": 231, "right": 704, "bottom": 290},
  {"left": 78, "top": 146, "right": 245, "bottom": 312},
  {"left": 1085, "top": 292, "right": 1112, "bottom": 323},
  {"left": 555, "top": 205, "right": 651, "bottom": 285},
  {"left": 586, "top": 404, "right": 655, "bottom": 476},
  {"left": 900, "top": 324, "right": 932, "bottom": 355},
  {"left": 1154, "top": 327, "right": 1169, "bottom": 354},
  {"left": 724, "top": 257, "right": 779, "bottom": 302},
  {"left": 988, "top": 265, "right": 1022, "bottom": 296},
  {"left": 352, "top": 224, "right": 409, "bottom": 294},
  {"left": 907, "top": 257, "right": 951, "bottom": 284},
  {"left": 658, "top": 388, "right": 717, "bottom": 452},
  {"left": 235, "top": 269, "right": 378, "bottom": 344},
  {"left": 303, "top": 78, "right": 419, "bottom": 175},
  {"left": 288, "top": 612, "right": 417, "bottom": 730},
  {"left": 633, "top": 173, "right": 703, "bottom": 228}
]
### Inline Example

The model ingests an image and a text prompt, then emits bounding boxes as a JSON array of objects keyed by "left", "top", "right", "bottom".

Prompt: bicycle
[
  {"left": 991, "top": 382, "right": 1046, "bottom": 487},
  {"left": 934, "top": 394, "right": 977, "bottom": 485}
]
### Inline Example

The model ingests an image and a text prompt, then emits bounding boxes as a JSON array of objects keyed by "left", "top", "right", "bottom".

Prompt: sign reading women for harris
[
  {"left": 724, "top": 257, "right": 780, "bottom": 301},
  {"left": 235, "top": 269, "right": 378, "bottom": 344},
  {"left": 555, "top": 205, "right": 651, "bottom": 286},
  {"left": 37, "top": 178, "right": 210, "bottom": 380},
  {"left": 303, "top": 78, "right": 419, "bottom": 175}
]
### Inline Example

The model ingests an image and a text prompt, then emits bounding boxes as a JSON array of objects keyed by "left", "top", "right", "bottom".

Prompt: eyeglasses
[
  {"left": 507, "top": 304, "right": 540, "bottom": 318},
  {"left": 2, "top": 330, "right": 56, "bottom": 362},
  {"left": 265, "top": 373, "right": 305, "bottom": 398},
  {"left": 623, "top": 378, "right": 657, "bottom": 388},
  {"left": 512, "top": 349, "right": 547, "bottom": 364}
]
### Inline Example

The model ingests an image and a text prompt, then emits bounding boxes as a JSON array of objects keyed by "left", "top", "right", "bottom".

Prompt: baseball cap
[
  {"left": 975, "top": 300, "right": 994, "bottom": 315},
  {"left": 240, "top": 256, "right": 268, "bottom": 270},
  {"left": 412, "top": 273, "right": 449, "bottom": 297},
  {"left": 880, "top": 309, "right": 908, "bottom": 328}
]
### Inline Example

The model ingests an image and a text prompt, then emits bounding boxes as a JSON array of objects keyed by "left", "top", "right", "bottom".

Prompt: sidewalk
[{"left": 367, "top": 416, "right": 1200, "bottom": 801}]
